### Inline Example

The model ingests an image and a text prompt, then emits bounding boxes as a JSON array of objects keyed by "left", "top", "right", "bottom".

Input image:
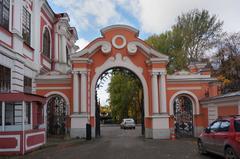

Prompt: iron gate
[
  {"left": 47, "top": 95, "right": 66, "bottom": 136},
  {"left": 173, "top": 96, "right": 193, "bottom": 138}
]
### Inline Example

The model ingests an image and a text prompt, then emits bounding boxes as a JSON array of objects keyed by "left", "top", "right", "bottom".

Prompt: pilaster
[{"left": 152, "top": 72, "right": 159, "bottom": 114}]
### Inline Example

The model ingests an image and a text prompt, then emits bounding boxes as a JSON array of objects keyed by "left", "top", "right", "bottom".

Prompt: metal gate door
[
  {"left": 174, "top": 96, "right": 193, "bottom": 138},
  {"left": 47, "top": 95, "right": 66, "bottom": 136}
]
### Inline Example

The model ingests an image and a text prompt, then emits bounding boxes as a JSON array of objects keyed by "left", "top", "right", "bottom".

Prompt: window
[
  {"left": 42, "top": 28, "right": 51, "bottom": 58},
  {"left": 235, "top": 120, "right": 240, "bottom": 132},
  {"left": 219, "top": 121, "right": 230, "bottom": 132},
  {"left": 24, "top": 76, "right": 32, "bottom": 93},
  {"left": 5, "top": 102, "right": 22, "bottom": 125},
  {"left": 66, "top": 46, "right": 69, "bottom": 62},
  {"left": 0, "top": 102, "right": 2, "bottom": 126},
  {"left": 25, "top": 102, "right": 31, "bottom": 124},
  {"left": 22, "top": 7, "right": 31, "bottom": 45},
  {"left": 0, "top": 0, "right": 10, "bottom": 30},
  {"left": 210, "top": 121, "right": 221, "bottom": 132},
  {"left": 5, "top": 103, "right": 14, "bottom": 125},
  {"left": 0, "top": 64, "right": 11, "bottom": 93}
]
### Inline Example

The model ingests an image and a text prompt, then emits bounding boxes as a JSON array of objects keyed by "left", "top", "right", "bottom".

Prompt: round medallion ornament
[{"left": 112, "top": 35, "right": 126, "bottom": 49}]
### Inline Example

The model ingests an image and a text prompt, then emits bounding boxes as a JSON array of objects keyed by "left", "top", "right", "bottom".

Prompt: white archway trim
[
  {"left": 91, "top": 53, "right": 149, "bottom": 117},
  {"left": 44, "top": 91, "right": 70, "bottom": 115},
  {"left": 169, "top": 90, "right": 200, "bottom": 115},
  {"left": 70, "top": 40, "right": 111, "bottom": 58},
  {"left": 127, "top": 41, "right": 169, "bottom": 60}
]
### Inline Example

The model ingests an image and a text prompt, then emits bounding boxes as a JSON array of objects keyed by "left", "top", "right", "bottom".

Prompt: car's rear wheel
[
  {"left": 198, "top": 140, "right": 207, "bottom": 155},
  {"left": 225, "top": 147, "right": 238, "bottom": 159}
]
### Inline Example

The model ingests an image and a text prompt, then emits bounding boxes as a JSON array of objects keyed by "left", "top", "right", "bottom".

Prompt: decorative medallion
[{"left": 112, "top": 35, "right": 126, "bottom": 49}]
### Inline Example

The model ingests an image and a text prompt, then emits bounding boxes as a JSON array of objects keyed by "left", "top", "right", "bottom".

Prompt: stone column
[
  {"left": 73, "top": 71, "right": 79, "bottom": 113},
  {"left": 152, "top": 73, "right": 159, "bottom": 114},
  {"left": 80, "top": 71, "right": 87, "bottom": 113},
  {"left": 159, "top": 72, "right": 167, "bottom": 113}
]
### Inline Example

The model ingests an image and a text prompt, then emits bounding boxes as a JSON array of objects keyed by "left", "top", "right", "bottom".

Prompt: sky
[{"left": 48, "top": 0, "right": 240, "bottom": 106}]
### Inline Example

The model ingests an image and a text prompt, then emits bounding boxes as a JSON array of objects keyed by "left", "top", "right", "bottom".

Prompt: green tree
[
  {"left": 146, "top": 9, "right": 223, "bottom": 73},
  {"left": 107, "top": 69, "right": 142, "bottom": 123},
  {"left": 174, "top": 9, "right": 223, "bottom": 62}
]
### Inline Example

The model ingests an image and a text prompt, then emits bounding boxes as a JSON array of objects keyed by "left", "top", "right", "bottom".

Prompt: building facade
[
  {"left": 0, "top": 0, "right": 240, "bottom": 156},
  {"left": 0, "top": 0, "right": 78, "bottom": 155}
]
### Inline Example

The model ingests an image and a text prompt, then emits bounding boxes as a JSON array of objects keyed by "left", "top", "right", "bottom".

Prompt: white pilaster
[
  {"left": 73, "top": 72, "right": 79, "bottom": 113},
  {"left": 80, "top": 72, "right": 87, "bottom": 113},
  {"left": 159, "top": 72, "right": 167, "bottom": 113},
  {"left": 32, "top": 0, "right": 42, "bottom": 66},
  {"left": 61, "top": 35, "right": 67, "bottom": 63},
  {"left": 152, "top": 73, "right": 159, "bottom": 114},
  {"left": 54, "top": 32, "right": 59, "bottom": 62},
  {"left": 22, "top": 101, "right": 25, "bottom": 131}
]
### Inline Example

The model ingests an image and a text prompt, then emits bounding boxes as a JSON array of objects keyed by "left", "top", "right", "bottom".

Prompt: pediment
[{"left": 70, "top": 25, "right": 169, "bottom": 63}]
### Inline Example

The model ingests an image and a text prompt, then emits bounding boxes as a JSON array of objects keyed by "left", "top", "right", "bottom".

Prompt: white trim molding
[
  {"left": 127, "top": 41, "right": 169, "bottom": 60},
  {"left": 91, "top": 53, "right": 149, "bottom": 117},
  {"left": 169, "top": 90, "right": 200, "bottom": 115},
  {"left": 25, "top": 131, "right": 45, "bottom": 151},
  {"left": 0, "top": 135, "right": 20, "bottom": 152},
  {"left": 70, "top": 41, "right": 111, "bottom": 58}
]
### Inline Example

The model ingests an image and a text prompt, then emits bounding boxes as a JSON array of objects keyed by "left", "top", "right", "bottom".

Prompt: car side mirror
[{"left": 205, "top": 127, "right": 211, "bottom": 133}]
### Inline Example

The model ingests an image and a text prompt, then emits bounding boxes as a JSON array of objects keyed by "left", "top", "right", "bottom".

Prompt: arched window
[{"left": 43, "top": 28, "right": 51, "bottom": 58}]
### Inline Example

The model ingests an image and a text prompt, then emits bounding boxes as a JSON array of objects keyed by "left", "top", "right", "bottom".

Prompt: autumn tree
[{"left": 213, "top": 32, "right": 240, "bottom": 92}]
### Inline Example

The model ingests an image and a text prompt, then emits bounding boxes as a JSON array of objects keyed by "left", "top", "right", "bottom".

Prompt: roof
[
  {"left": 0, "top": 93, "right": 46, "bottom": 104},
  {"left": 200, "top": 91, "right": 240, "bottom": 106},
  {"left": 100, "top": 24, "right": 139, "bottom": 37},
  {"left": 202, "top": 91, "right": 240, "bottom": 101}
]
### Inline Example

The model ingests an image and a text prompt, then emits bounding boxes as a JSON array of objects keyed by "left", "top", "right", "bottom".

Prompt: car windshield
[{"left": 234, "top": 120, "right": 240, "bottom": 132}]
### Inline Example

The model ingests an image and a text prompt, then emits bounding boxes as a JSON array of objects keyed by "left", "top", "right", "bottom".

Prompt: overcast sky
[{"left": 49, "top": 0, "right": 240, "bottom": 106}]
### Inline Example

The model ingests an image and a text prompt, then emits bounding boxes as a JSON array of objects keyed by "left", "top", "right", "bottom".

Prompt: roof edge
[{"left": 100, "top": 24, "right": 139, "bottom": 37}]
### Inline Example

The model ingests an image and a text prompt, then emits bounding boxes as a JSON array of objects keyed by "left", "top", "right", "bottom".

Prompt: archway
[
  {"left": 95, "top": 67, "right": 145, "bottom": 137},
  {"left": 46, "top": 95, "right": 67, "bottom": 136},
  {"left": 70, "top": 25, "right": 170, "bottom": 139}
]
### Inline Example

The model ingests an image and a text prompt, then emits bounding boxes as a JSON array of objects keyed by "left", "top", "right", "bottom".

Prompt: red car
[{"left": 198, "top": 115, "right": 240, "bottom": 159}]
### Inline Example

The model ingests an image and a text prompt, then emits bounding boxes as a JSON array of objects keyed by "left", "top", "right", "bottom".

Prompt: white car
[{"left": 120, "top": 118, "right": 136, "bottom": 129}]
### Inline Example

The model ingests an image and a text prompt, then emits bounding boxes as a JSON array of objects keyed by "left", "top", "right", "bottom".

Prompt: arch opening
[
  {"left": 95, "top": 67, "right": 145, "bottom": 137},
  {"left": 46, "top": 94, "right": 68, "bottom": 137},
  {"left": 173, "top": 95, "right": 194, "bottom": 138}
]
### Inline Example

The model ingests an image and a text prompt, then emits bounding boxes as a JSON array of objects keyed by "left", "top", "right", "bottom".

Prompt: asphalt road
[{"left": 5, "top": 125, "right": 223, "bottom": 159}]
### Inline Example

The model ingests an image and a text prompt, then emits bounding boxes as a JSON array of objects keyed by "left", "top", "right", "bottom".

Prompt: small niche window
[
  {"left": 24, "top": 76, "right": 32, "bottom": 93},
  {"left": 43, "top": 28, "right": 51, "bottom": 58}
]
